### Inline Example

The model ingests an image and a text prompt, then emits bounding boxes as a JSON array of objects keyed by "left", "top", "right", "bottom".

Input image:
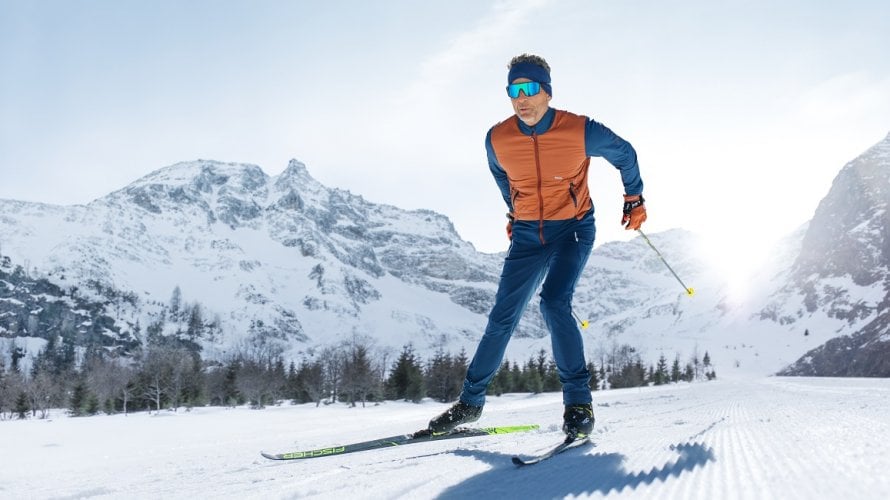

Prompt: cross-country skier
[{"left": 428, "top": 53, "right": 647, "bottom": 439}]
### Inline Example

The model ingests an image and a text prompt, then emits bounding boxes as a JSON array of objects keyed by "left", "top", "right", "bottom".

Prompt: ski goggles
[{"left": 506, "top": 81, "right": 542, "bottom": 98}]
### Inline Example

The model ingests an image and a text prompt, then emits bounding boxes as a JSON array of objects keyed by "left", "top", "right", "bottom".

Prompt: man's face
[{"left": 510, "top": 77, "right": 551, "bottom": 126}]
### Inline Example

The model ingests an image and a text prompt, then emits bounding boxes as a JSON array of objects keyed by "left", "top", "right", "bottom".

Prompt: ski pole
[
  {"left": 637, "top": 229, "right": 695, "bottom": 297},
  {"left": 572, "top": 310, "right": 589, "bottom": 329}
]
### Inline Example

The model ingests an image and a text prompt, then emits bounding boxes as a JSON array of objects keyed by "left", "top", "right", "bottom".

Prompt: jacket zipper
[{"left": 532, "top": 132, "right": 545, "bottom": 245}]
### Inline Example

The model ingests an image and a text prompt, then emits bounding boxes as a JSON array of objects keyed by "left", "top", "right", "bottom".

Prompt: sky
[{"left": 2, "top": 0, "right": 889, "bottom": 280}]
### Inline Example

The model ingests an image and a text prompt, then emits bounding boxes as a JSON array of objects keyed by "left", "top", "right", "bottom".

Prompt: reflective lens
[{"left": 506, "top": 81, "right": 541, "bottom": 98}]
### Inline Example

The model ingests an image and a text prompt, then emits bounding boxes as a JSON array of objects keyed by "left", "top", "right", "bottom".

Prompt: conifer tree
[
  {"left": 544, "top": 360, "right": 561, "bottom": 392},
  {"left": 342, "top": 339, "right": 377, "bottom": 407},
  {"left": 654, "top": 354, "right": 669, "bottom": 385},
  {"left": 511, "top": 362, "right": 525, "bottom": 392},
  {"left": 170, "top": 286, "right": 183, "bottom": 322},
  {"left": 587, "top": 361, "right": 599, "bottom": 392},
  {"left": 425, "top": 348, "right": 456, "bottom": 402},
  {"left": 671, "top": 355, "right": 682, "bottom": 383},
  {"left": 222, "top": 359, "right": 240, "bottom": 406},
  {"left": 489, "top": 361, "right": 513, "bottom": 396},
  {"left": 69, "top": 381, "right": 87, "bottom": 416},
  {"left": 386, "top": 345, "right": 424, "bottom": 403},
  {"left": 524, "top": 357, "right": 543, "bottom": 394},
  {"left": 85, "top": 392, "right": 100, "bottom": 416},
  {"left": 14, "top": 391, "right": 29, "bottom": 419}
]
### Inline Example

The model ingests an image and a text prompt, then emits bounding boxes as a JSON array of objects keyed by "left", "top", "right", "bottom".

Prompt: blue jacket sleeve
[
  {"left": 486, "top": 128, "right": 513, "bottom": 211},
  {"left": 585, "top": 118, "right": 643, "bottom": 195}
]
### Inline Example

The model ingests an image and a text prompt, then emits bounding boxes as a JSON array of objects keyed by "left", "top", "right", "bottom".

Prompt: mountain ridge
[{"left": 3, "top": 132, "right": 889, "bottom": 376}]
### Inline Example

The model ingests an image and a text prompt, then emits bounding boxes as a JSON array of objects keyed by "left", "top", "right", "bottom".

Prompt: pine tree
[
  {"left": 536, "top": 349, "right": 548, "bottom": 377},
  {"left": 386, "top": 345, "right": 425, "bottom": 403},
  {"left": 342, "top": 338, "right": 377, "bottom": 407},
  {"left": 296, "top": 359, "right": 326, "bottom": 407},
  {"left": 544, "top": 360, "right": 561, "bottom": 392},
  {"left": 654, "top": 354, "right": 669, "bottom": 385},
  {"left": 524, "top": 358, "right": 543, "bottom": 394},
  {"left": 186, "top": 302, "right": 205, "bottom": 340},
  {"left": 85, "top": 392, "right": 100, "bottom": 416},
  {"left": 222, "top": 359, "right": 240, "bottom": 406},
  {"left": 69, "top": 382, "right": 87, "bottom": 417},
  {"left": 489, "top": 361, "right": 513, "bottom": 396},
  {"left": 14, "top": 391, "right": 30, "bottom": 419},
  {"left": 451, "top": 348, "right": 469, "bottom": 396},
  {"left": 425, "top": 348, "right": 455, "bottom": 403},
  {"left": 169, "top": 286, "right": 182, "bottom": 322},
  {"left": 671, "top": 355, "right": 682, "bottom": 383},
  {"left": 511, "top": 363, "right": 525, "bottom": 392},
  {"left": 285, "top": 361, "right": 299, "bottom": 401},
  {"left": 587, "top": 361, "right": 599, "bottom": 392}
]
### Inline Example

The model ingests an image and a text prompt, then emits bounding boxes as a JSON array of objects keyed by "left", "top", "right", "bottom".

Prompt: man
[{"left": 428, "top": 54, "right": 646, "bottom": 440}]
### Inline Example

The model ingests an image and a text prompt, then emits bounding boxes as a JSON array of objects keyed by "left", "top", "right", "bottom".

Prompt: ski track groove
[{"left": 5, "top": 378, "right": 890, "bottom": 498}]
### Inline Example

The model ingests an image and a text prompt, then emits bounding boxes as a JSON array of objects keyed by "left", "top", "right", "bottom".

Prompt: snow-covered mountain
[
  {"left": 0, "top": 160, "right": 510, "bottom": 361},
  {"left": 771, "top": 132, "right": 890, "bottom": 375},
  {"left": 0, "top": 159, "right": 727, "bottom": 367},
  {"left": 2, "top": 131, "right": 888, "bottom": 375}
]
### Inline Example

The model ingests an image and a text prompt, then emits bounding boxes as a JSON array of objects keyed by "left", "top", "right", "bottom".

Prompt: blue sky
[{"left": 2, "top": 0, "right": 889, "bottom": 284}]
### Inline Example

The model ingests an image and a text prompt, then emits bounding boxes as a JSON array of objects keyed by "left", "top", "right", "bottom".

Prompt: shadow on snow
[{"left": 438, "top": 441, "right": 716, "bottom": 499}]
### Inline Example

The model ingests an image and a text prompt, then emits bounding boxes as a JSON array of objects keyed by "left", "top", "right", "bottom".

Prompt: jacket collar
[{"left": 516, "top": 107, "right": 556, "bottom": 135}]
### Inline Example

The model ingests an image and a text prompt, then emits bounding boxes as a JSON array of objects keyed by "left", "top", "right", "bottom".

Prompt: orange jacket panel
[{"left": 489, "top": 110, "right": 591, "bottom": 222}]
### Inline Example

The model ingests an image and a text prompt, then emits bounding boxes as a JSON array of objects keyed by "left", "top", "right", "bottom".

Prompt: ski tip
[{"left": 260, "top": 452, "right": 280, "bottom": 460}]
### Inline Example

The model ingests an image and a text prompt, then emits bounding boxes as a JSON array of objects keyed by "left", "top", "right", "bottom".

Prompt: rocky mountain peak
[
  {"left": 793, "top": 133, "right": 890, "bottom": 287},
  {"left": 272, "top": 159, "right": 331, "bottom": 210}
]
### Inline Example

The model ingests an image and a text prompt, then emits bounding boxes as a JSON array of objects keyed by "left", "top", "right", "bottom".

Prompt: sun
[{"left": 695, "top": 231, "right": 772, "bottom": 304}]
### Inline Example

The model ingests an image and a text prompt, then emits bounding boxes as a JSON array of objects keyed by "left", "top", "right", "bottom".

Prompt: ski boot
[
  {"left": 562, "top": 403, "right": 594, "bottom": 440},
  {"left": 428, "top": 401, "right": 483, "bottom": 434}
]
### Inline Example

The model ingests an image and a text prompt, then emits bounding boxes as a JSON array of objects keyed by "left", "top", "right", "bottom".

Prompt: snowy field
[{"left": 4, "top": 376, "right": 890, "bottom": 499}]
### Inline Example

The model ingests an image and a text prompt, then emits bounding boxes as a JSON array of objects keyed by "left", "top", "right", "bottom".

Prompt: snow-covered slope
[{"left": 3, "top": 377, "right": 889, "bottom": 499}]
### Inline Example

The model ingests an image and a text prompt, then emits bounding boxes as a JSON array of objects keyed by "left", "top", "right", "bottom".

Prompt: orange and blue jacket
[{"left": 486, "top": 107, "right": 642, "bottom": 241}]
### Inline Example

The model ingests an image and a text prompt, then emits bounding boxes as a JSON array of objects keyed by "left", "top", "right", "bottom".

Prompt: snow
[{"left": 3, "top": 376, "right": 890, "bottom": 499}]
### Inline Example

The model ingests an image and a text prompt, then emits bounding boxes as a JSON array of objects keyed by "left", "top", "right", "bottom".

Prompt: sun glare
[{"left": 696, "top": 233, "right": 771, "bottom": 304}]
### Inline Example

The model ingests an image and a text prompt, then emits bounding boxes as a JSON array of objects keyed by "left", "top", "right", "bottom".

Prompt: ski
[
  {"left": 261, "top": 424, "right": 539, "bottom": 461},
  {"left": 511, "top": 436, "right": 590, "bottom": 467}
]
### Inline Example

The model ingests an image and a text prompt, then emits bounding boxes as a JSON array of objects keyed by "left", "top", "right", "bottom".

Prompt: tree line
[
  {"left": 1, "top": 252, "right": 716, "bottom": 420},
  {"left": 0, "top": 332, "right": 715, "bottom": 420}
]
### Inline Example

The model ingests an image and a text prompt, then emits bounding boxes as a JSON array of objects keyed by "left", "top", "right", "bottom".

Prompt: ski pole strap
[{"left": 622, "top": 195, "right": 645, "bottom": 215}]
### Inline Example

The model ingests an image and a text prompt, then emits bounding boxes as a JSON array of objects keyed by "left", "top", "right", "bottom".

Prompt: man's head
[{"left": 506, "top": 54, "right": 552, "bottom": 126}]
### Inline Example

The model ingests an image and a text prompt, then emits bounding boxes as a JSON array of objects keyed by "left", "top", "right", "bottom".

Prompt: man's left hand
[{"left": 621, "top": 194, "right": 647, "bottom": 230}]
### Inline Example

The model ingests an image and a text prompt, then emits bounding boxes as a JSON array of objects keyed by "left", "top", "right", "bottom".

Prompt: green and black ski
[{"left": 261, "top": 424, "right": 539, "bottom": 461}]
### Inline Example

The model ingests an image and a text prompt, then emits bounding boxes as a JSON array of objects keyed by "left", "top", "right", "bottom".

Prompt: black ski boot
[
  {"left": 428, "top": 401, "right": 483, "bottom": 434},
  {"left": 562, "top": 403, "right": 594, "bottom": 439}
]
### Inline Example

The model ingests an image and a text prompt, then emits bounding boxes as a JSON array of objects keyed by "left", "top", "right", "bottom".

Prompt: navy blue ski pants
[{"left": 460, "top": 210, "right": 595, "bottom": 407}]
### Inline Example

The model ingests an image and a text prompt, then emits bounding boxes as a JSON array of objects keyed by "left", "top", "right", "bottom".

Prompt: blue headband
[{"left": 508, "top": 61, "right": 552, "bottom": 97}]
